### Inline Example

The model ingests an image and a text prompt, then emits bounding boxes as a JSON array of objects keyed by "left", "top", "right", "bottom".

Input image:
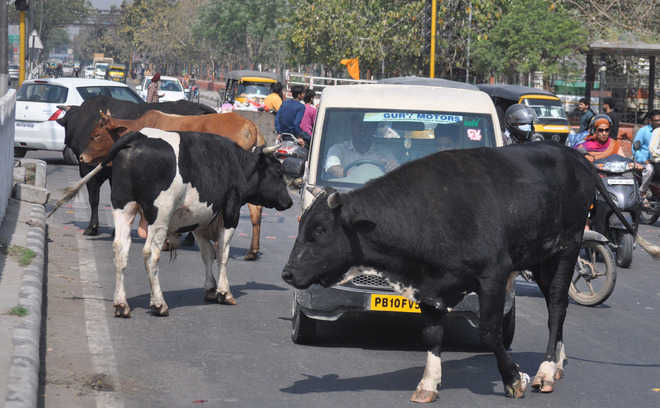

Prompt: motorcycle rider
[
  {"left": 633, "top": 110, "right": 660, "bottom": 201},
  {"left": 503, "top": 104, "right": 537, "bottom": 145},
  {"left": 575, "top": 115, "right": 624, "bottom": 162}
]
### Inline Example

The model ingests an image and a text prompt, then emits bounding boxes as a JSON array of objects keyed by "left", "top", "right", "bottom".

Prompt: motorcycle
[
  {"left": 590, "top": 154, "right": 641, "bottom": 268},
  {"left": 507, "top": 104, "right": 618, "bottom": 306},
  {"left": 275, "top": 133, "right": 309, "bottom": 188},
  {"left": 632, "top": 141, "right": 660, "bottom": 225},
  {"left": 520, "top": 229, "right": 617, "bottom": 307}
]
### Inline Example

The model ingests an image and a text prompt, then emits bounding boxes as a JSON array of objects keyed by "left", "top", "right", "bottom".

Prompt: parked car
[
  {"left": 285, "top": 78, "right": 515, "bottom": 346},
  {"left": 14, "top": 78, "right": 144, "bottom": 164},
  {"left": 136, "top": 75, "right": 186, "bottom": 102}
]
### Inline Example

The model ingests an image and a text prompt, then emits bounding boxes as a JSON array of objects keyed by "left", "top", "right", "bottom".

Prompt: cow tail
[
  {"left": 592, "top": 160, "right": 660, "bottom": 259},
  {"left": 47, "top": 132, "right": 141, "bottom": 219},
  {"left": 47, "top": 163, "right": 105, "bottom": 218}
]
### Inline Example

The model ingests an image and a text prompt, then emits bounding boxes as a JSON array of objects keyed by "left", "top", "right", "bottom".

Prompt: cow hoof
[
  {"left": 531, "top": 375, "right": 554, "bottom": 393},
  {"left": 532, "top": 361, "right": 557, "bottom": 393},
  {"left": 204, "top": 289, "right": 219, "bottom": 302},
  {"left": 218, "top": 293, "right": 237, "bottom": 305},
  {"left": 244, "top": 251, "right": 259, "bottom": 261},
  {"left": 113, "top": 303, "right": 131, "bottom": 318},
  {"left": 83, "top": 225, "right": 99, "bottom": 236},
  {"left": 506, "top": 372, "right": 530, "bottom": 399},
  {"left": 410, "top": 389, "right": 437, "bottom": 403},
  {"left": 150, "top": 304, "right": 169, "bottom": 316}
]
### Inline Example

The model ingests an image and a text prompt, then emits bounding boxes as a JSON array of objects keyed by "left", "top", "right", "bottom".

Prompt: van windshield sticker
[
  {"left": 364, "top": 112, "right": 462, "bottom": 124},
  {"left": 467, "top": 128, "right": 482, "bottom": 141}
]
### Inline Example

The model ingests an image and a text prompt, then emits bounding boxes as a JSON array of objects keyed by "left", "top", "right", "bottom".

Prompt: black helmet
[
  {"left": 504, "top": 104, "right": 537, "bottom": 143},
  {"left": 588, "top": 114, "right": 613, "bottom": 134}
]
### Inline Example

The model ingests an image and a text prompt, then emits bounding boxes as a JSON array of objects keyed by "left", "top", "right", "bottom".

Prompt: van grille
[{"left": 351, "top": 274, "right": 392, "bottom": 290}]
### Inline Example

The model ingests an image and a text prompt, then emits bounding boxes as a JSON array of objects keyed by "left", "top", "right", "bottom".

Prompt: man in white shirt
[{"left": 325, "top": 114, "right": 399, "bottom": 178}]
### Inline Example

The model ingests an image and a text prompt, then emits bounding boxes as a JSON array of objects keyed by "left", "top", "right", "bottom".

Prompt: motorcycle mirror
[
  {"left": 633, "top": 140, "right": 641, "bottom": 151},
  {"left": 282, "top": 157, "right": 305, "bottom": 178}
]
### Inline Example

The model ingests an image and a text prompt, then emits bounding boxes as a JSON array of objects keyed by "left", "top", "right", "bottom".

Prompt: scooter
[
  {"left": 590, "top": 154, "right": 641, "bottom": 268},
  {"left": 632, "top": 141, "right": 660, "bottom": 225},
  {"left": 275, "top": 133, "right": 309, "bottom": 188}
]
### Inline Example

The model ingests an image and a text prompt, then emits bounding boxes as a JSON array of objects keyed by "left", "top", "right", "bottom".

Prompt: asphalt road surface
[{"left": 29, "top": 150, "right": 660, "bottom": 408}]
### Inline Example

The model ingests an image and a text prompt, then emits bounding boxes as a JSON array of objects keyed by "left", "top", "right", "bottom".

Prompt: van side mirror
[{"left": 282, "top": 157, "right": 305, "bottom": 178}]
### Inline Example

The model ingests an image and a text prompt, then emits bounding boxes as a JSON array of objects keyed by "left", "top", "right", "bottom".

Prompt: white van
[{"left": 285, "top": 78, "right": 514, "bottom": 345}]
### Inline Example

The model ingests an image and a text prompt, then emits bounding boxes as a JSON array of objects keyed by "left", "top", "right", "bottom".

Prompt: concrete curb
[{"left": 5, "top": 171, "right": 48, "bottom": 408}]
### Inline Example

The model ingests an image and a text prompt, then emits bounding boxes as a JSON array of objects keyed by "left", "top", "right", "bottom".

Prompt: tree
[
  {"left": 471, "top": 0, "right": 586, "bottom": 79},
  {"left": 281, "top": 0, "right": 426, "bottom": 78},
  {"left": 10, "top": 0, "right": 91, "bottom": 60}
]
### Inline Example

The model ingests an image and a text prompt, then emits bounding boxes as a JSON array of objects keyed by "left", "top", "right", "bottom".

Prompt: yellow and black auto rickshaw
[
  {"left": 478, "top": 84, "right": 570, "bottom": 144},
  {"left": 223, "top": 70, "right": 279, "bottom": 105},
  {"left": 106, "top": 64, "right": 127, "bottom": 83}
]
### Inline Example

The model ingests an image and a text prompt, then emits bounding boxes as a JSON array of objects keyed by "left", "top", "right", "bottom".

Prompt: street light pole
[
  {"left": 0, "top": 0, "right": 8, "bottom": 95},
  {"left": 430, "top": 0, "right": 437, "bottom": 78}
]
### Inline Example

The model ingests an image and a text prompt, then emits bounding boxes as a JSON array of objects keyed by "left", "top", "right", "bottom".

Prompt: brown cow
[{"left": 83, "top": 109, "right": 268, "bottom": 261}]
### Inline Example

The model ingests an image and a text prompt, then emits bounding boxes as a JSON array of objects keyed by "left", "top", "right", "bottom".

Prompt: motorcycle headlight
[{"left": 601, "top": 161, "right": 628, "bottom": 173}]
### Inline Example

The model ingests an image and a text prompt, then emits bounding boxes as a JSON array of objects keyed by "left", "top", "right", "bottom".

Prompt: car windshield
[
  {"left": 237, "top": 82, "right": 271, "bottom": 96},
  {"left": 17, "top": 83, "right": 68, "bottom": 103},
  {"left": 76, "top": 86, "right": 144, "bottom": 103},
  {"left": 317, "top": 108, "right": 496, "bottom": 188},
  {"left": 144, "top": 79, "right": 182, "bottom": 92},
  {"left": 523, "top": 98, "right": 567, "bottom": 119}
]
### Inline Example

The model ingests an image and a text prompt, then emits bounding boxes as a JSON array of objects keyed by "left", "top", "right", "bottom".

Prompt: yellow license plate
[{"left": 370, "top": 294, "right": 420, "bottom": 313}]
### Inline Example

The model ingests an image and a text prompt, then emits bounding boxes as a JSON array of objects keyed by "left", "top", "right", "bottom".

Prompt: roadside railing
[{"left": 0, "top": 89, "right": 16, "bottom": 225}]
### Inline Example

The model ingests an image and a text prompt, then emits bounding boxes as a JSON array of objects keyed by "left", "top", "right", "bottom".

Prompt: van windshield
[
  {"left": 523, "top": 98, "right": 567, "bottom": 120},
  {"left": 317, "top": 108, "right": 496, "bottom": 188}
]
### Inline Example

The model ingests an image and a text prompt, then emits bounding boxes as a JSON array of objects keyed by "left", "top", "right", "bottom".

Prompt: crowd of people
[{"left": 270, "top": 84, "right": 317, "bottom": 148}]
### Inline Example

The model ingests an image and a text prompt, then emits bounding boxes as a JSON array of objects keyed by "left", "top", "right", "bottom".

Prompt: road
[{"left": 26, "top": 149, "right": 660, "bottom": 407}]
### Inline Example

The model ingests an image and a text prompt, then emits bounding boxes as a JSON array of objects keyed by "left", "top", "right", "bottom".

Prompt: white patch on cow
[{"left": 416, "top": 351, "right": 442, "bottom": 392}]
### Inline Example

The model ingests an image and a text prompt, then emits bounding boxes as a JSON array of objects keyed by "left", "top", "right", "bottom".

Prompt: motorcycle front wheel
[
  {"left": 569, "top": 239, "right": 617, "bottom": 307},
  {"left": 616, "top": 232, "right": 634, "bottom": 268}
]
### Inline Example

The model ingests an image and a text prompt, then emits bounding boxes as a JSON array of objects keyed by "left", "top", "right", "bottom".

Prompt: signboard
[{"left": 9, "top": 25, "right": 19, "bottom": 65}]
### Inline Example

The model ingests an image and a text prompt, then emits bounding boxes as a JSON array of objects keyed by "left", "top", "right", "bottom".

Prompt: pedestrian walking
[{"left": 146, "top": 72, "right": 163, "bottom": 103}]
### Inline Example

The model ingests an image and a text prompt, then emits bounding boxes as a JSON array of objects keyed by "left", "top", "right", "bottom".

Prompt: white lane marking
[{"left": 74, "top": 193, "right": 124, "bottom": 408}]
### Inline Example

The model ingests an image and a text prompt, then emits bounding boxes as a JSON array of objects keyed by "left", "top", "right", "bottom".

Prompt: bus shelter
[{"left": 585, "top": 41, "right": 660, "bottom": 117}]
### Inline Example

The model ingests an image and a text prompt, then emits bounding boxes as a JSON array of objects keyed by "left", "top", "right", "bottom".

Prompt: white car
[
  {"left": 136, "top": 75, "right": 186, "bottom": 102},
  {"left": 83, "top": 66, "right": 95, "bottom": 79},
  {"left": 14, "top": 78, "right": 144, "bottom": 164}
]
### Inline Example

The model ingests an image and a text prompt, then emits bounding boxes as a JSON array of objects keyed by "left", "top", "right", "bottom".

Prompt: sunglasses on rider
[{"left": 596, "top": 128, "right": 610, "bottom": 133}]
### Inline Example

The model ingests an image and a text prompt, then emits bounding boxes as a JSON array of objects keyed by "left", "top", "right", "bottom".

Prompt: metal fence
[{"left": 0, "top": 89, "right": 16, "bottom": 225}]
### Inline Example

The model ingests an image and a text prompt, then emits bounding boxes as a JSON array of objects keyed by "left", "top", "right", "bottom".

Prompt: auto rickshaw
[
  {"left": 106, "top": 64, "right": 127, "bottom": 83},
  {"left": 477, "top": 84, "right": 571, "bottom": 144},
  {"left": 223, "top": 70, "right": 279, "bottom": 106}
]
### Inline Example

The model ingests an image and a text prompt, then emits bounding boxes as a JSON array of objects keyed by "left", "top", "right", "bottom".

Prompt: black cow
[
  {"left": 64, "top": 128, "right": 292, "bottom": 317},
  {"left": 56, "top": 95, "right": 216, "bottom": 235},
  {"left": 282, "top": 141, "right": 659, "bottom": 403}
]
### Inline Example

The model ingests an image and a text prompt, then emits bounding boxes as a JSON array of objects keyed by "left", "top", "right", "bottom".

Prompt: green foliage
[
  {"left": 194, "top": 0, "right": 288, "bottom": 69},
  {"left": 471, "top": 0, "right": 586, "bottom": 77},
  {"left": 281, "top": 0, "right": 426, "bottom": 77},
  {"left": 9, "top": 306, "right": 28, "bottom": 317}
]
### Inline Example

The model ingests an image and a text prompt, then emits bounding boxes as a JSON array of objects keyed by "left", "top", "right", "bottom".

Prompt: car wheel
[
  {"left": 62, "top": 146, "right": 79, "bottom": 165},
  {"left": 14, "top": 147, "right": 27, "bottom": 158},
  {"left": 291, "top": 297, "right": 317, "bottom": 345},
  {"left": 502, "top": 297, "right": 515, "bottom": 349}
]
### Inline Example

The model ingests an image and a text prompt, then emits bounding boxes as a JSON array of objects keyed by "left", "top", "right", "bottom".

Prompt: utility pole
[
  {"left": 430, "top": 0, "right": 437, "bottom": 78},
  {"left": 0, "top": 0, "right": 8, "bottom": 95},
  {"left": 15, "top": 0, "right": 29, "bottom": 87}
]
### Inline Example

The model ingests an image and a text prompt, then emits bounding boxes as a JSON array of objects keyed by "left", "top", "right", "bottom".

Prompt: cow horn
[
  {"left": 57, "top": 105, "right": 72, "bottom": 112},
  {"left": 306, "top": 186, "right": 323, "bottom": 197},
  {"left": 327, "top": 192, "right": 342, "bottom": 209},
  {"left": 261, "top": 143, "right": 281, "bottom": 155}
]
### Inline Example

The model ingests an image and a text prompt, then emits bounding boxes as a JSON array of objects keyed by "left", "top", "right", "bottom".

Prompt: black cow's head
[
  {"left": 282, "top": 188, "right": 375, "bottom": 289},
  {"left": 244, "top": 151, "right": 293, "bottom": 211}
]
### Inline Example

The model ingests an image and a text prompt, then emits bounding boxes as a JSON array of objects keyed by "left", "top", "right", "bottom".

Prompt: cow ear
[
  {"left": 339, "top": 199, "right": 376, "bottom": 234},
  {"left": 327, "top": 192, "right": 342, "bottom": 209},
  {"left": 109, "top": 127, "right": 127, "bottom": 141},
  {"left": 57, "top": 105, "right": 72, "bottom": 112}
]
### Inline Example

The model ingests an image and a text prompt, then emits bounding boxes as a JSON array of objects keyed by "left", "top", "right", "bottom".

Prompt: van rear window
[{"left": 17, "top": 83, "right": 68, "bottom": 103}]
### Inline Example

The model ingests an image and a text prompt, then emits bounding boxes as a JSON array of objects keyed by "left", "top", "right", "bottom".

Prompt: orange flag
[{"left": 340, "top": 58, "right": 360, "bottom": 80}]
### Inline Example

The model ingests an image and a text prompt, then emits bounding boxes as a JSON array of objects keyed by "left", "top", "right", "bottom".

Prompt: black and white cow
[
  {"left": 282, "top": 141, "right": 660, "bottom": 403},
  {"left": 56, "top": 95, "right": 216, "bottom": 236},
  {"left": 71, "top": 128, "right": 292, "bottom": 317}
]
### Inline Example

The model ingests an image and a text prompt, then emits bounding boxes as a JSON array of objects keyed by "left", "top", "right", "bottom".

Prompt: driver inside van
[{"left": 325, "top": 113, "right": 399, "bottom": 178}]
